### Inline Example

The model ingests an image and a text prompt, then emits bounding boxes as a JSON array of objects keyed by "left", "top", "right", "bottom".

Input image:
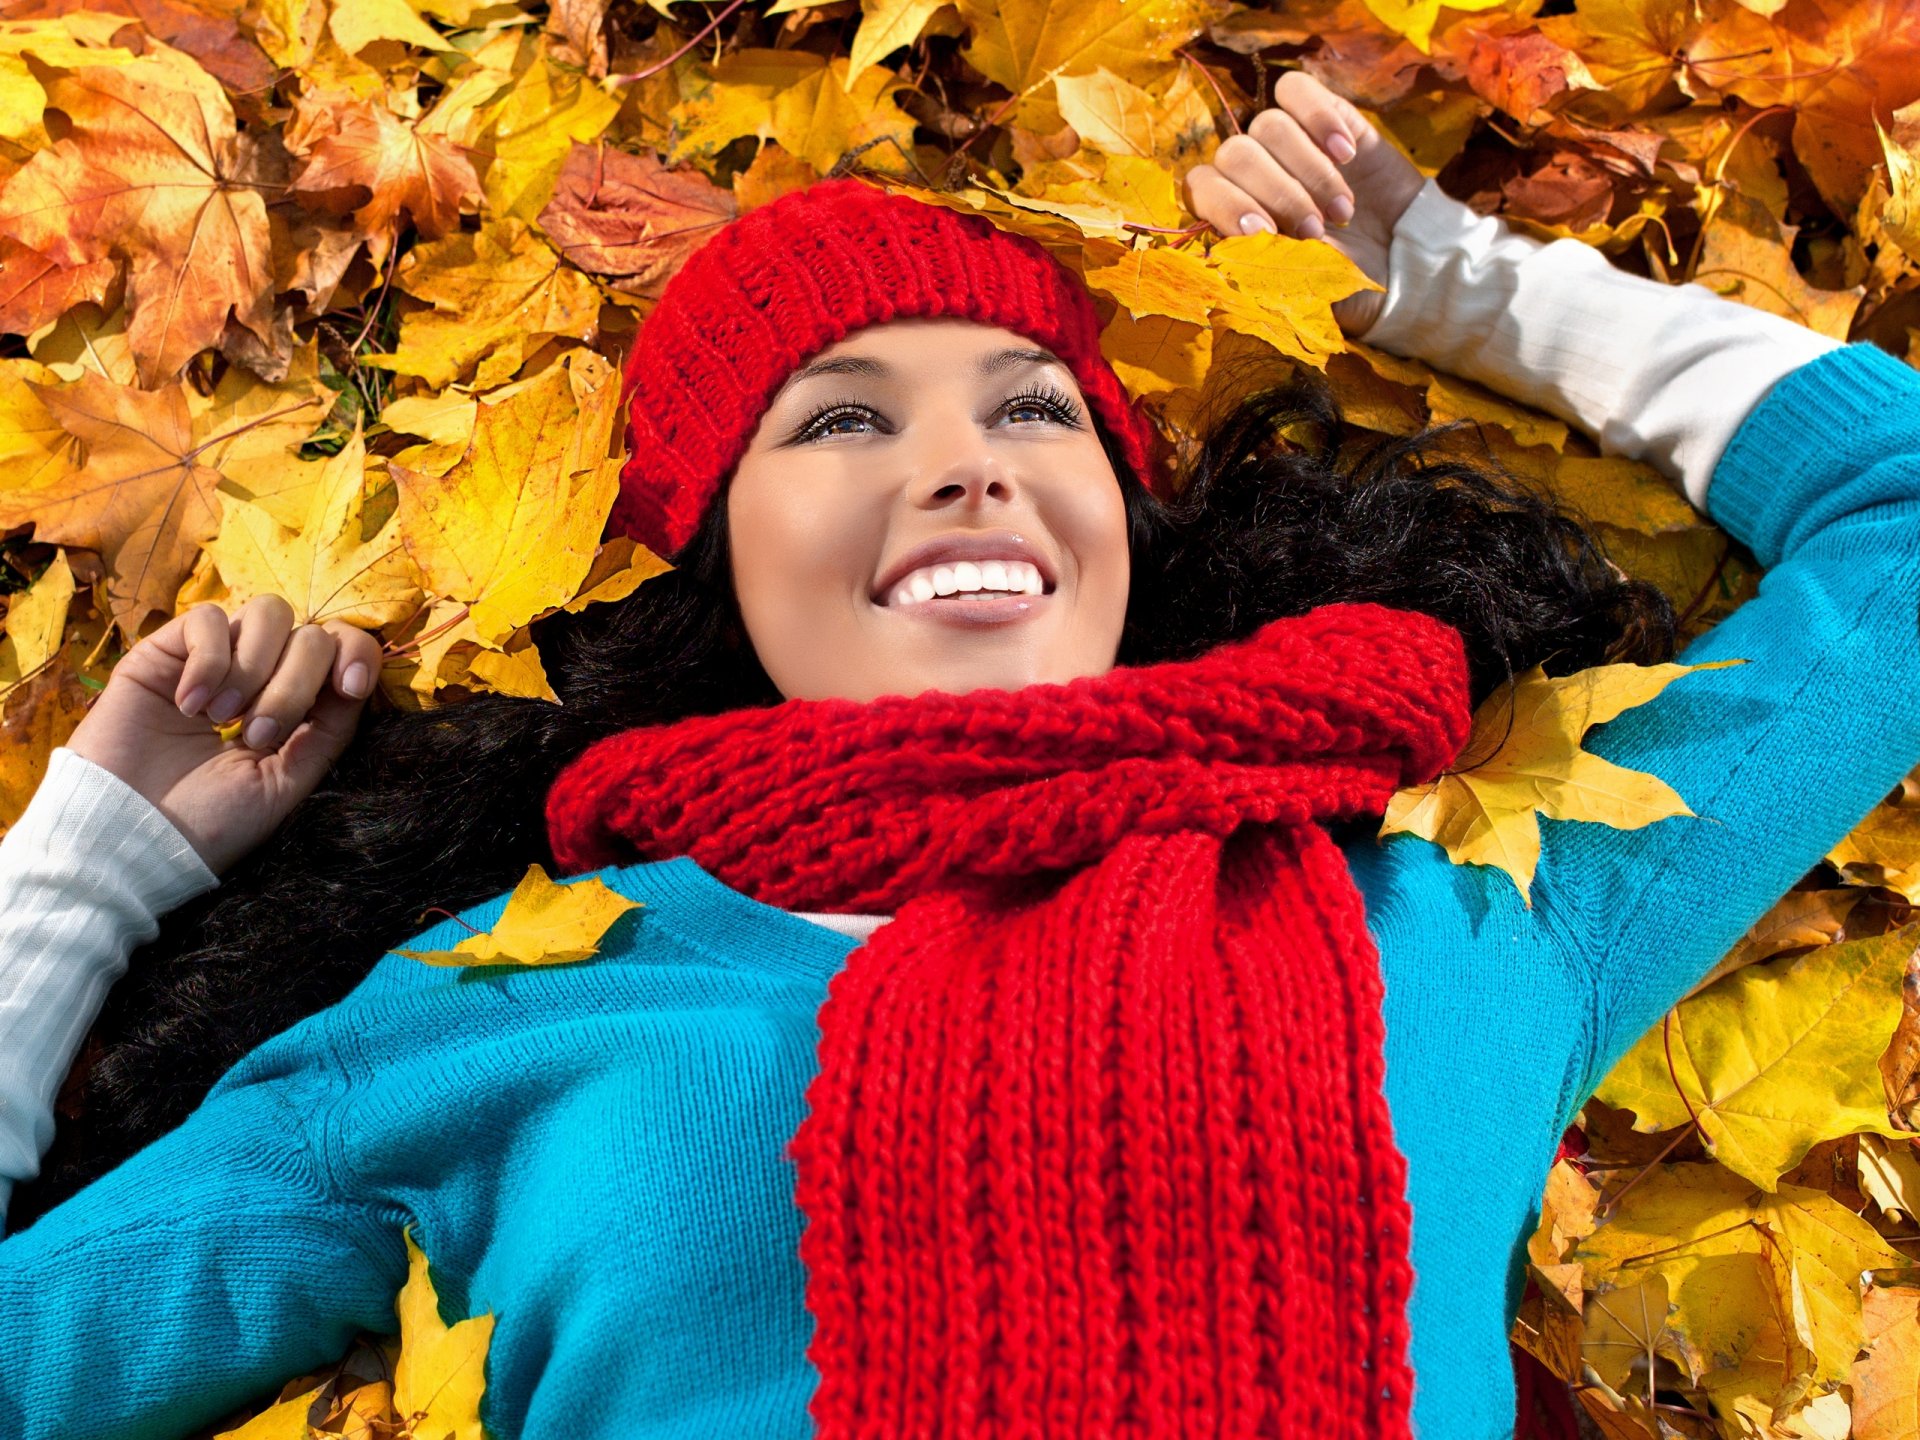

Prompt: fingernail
[
  {"left": 343, "top": 662, "right": 371, "bottom": 699},
  {"left": 244, "top": 716, "right": 279, "bottom": 750},
  {"left": 1326, "top": 131, "right": 1357, "bottom": 163},
  {"left": 1296, "top": 213, "right": 1326, "bottom": 240},
  {"left": 179, "top": 684, "right": 209, "bottom": 717},
  {"left": 207, "top": 688, "right": 244, "bottom": 723},
  {"left": 1238, "top": 211, "right": 1275, "bottom": 235},
  {"left": 1328, "top": 195, "right": 1355, "bottom": 225}
]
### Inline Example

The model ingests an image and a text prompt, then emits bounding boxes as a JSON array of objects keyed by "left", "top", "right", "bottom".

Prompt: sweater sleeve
[
  {"left": 1351, "top": 179, "right": 1920, "bottom": 1102},
  {"left": 0, "top": 1058, "right": 406, "bottom": 1440},
  {"left": 0, "top": 747, "right": 219, "bottom": 1231},
  {"left": 1358, "top": 174, "right": 1844, "bottom": 507},
  {"left": 1558, "top": 343, "right": 1920, "bottom": 1096}
]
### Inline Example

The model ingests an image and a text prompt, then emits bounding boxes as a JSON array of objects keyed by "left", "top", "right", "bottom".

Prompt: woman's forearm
[
  {"left": 0, "top": 746, "right": 218, "bottom": 1229},
  {"left": 1357, "top": 176, "right": 1843, "bottom": 510}
]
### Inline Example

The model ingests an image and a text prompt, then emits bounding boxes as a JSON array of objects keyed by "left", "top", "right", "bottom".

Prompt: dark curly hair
[{"left": 9, "top": 355, "right": 1676, "bottom": 1228}]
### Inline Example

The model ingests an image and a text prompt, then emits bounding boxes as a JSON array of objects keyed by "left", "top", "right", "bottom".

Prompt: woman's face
[{"left": 726, "top": 317, "right": 1131, "bottom": 702}]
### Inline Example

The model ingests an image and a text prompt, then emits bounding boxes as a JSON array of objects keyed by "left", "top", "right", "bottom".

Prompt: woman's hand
[
  {"left": 1183, "top": 71, "right": 1427, "bottom": 338},
  {"left": 64, "top": 595, "right": 384, "bottom": 878}
]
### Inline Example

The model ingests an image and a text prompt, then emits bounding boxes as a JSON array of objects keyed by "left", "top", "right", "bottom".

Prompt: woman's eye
[{"left": 798, "top": 391, "right": 1078, "bottom": 442}]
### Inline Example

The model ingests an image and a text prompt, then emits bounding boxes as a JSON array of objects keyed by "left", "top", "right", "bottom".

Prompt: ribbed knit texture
[
  {"left": 547, "top": 602, "right": 1472, "bottom": 1438},
  {"left": 610, "top": 176, "right": 1163, "bottom": 558}
]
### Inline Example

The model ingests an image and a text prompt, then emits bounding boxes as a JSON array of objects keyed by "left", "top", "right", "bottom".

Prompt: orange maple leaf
[{"left": 0, "top": 49, "right": 281, "bottom": 385}]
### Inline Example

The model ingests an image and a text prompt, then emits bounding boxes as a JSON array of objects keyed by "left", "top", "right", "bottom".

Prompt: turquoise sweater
[{"left": 3, "top": 341, "right": 1918, "bottom": 1439}]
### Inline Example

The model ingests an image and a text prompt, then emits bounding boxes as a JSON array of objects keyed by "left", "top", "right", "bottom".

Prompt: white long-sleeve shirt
[{"left": 0, "top": 176, "right": 1842, "bottom": 1229}]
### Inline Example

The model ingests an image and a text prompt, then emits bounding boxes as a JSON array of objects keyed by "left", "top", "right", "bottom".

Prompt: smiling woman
[
  {"left": 5, "top": 131, "right": 1919, "bottom": 1440},
  {"left": 726, "top": 319, "right": 1134, "bottom": 700}
]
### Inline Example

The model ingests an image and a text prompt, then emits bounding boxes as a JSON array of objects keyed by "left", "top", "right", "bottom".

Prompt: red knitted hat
[{"left": 610, "top": 175, "right": 1165, "bottom": 559}]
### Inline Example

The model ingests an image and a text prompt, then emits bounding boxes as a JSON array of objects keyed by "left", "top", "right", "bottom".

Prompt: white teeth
[{"left": 885, "top": 559, "right": 1047, "bottom": 606}]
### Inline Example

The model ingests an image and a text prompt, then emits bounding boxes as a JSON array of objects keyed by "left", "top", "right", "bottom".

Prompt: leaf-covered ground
[{"left": 1, "top": 0, "right": 1918, "bottom": 1436}]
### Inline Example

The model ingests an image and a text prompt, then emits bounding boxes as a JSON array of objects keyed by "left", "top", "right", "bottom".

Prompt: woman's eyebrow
[{"left": 775, "top": 346, "right": 1064, "bottom": 398}]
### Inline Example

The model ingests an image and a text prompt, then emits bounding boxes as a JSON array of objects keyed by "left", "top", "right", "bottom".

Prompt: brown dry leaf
[
  {"left": 0, "top": 237, "right": 115, "bottom": 337},
  {"left": 0, "top": 658, "right": 90, "bottom": 833},
  {"left": 1381, "top": 659, "right": 1742, "bottom": 905},
  {"left": 0, "top": 47, "right": 281, "bottom": 384},
  {"left": 1685, "top": 0, "right": 1920, "bottom": 218},
  {"left": 392, "top": 862, "right": 641, "bottom": 966},
  {"left": 3, "top": 361, "right": 328, "bottom": 641},
  {"left": 1855, "top": 1278, "right": 1920, "bottom": 1440},
  {"left": 1693, "top": 190, "right": 1863, "bottom": 340},
  {"left": 536, "top": 143, "right": 737, "bottom": 299}
]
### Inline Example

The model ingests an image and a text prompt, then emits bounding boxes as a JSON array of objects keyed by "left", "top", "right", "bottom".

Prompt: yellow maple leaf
[
  {"left": 1206, "top": 229, "right": 1382, "bottom": 365},
  {"left": 1381, "top": 658, "right": 1743, "bottom": 905},
  {"left": 391, "top": 349, "right": 623, "bottom": 647},
  {"left": 1052, "top": 65, "right": 1215, "bottom": 162},
  {"left": 1876, "top": 105, "right": 1920, "bottom": 268},
  {"left": 1829, "top": 797, "right": 1920, "bottom": 904},
  {"left": 843, "top": 0, "right": 949, "bottom": 93},
  {"left": 211, "top": 1380, "right": 325, "bottom": 1439},
  {"left": 329, "top": 0, "right": 452, "bottom": 56},
  {"left": 1596, "top": 925, "right": 1920, "bottom": 1190},
  {"left": 1356, "top": 0, "right": 1509, "bottom": 55},
  {"left": 393, "top": 1228, "right": 493, "bottom": 1440},
  {"left": 0, "top": 547, "right": 73, "bottom": 695},
  {"left": 364, "top": 218, "right": 601, "bottom": 389},
  {"left": 200, "top": 423, "right": 425, "bottom": 633},
  {"left": 392, "top": 862, "right": 642, "bottom": 967},
  {"left": 669, "top": 49, "right": 917, "bottom": 178},
  {"left": 471, "top": 40, "right": 619, "bottom": 222},
  {"left": 1572, "top": 1164, "right": 1906, "bottom": 1394},
  {"left": 953, "top": 0, "right": 1230, "bottom": 133}
]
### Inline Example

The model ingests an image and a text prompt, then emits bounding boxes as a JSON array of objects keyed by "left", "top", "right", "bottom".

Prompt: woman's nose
[{"left": 906, "top": 408, "right": 1019, "bottom": 509}]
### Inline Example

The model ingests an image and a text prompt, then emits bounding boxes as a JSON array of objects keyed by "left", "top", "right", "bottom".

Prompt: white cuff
[
  {"left": 0, "top": 747, "right": 219, "bottom": 1220},
  {"left": 1356, "top": 176, "right": 1844, "bottom": 512}
]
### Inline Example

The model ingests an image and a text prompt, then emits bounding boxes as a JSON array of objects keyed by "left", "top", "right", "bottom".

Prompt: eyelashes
[{"left": 792, "top": 381, "right": 1085, "bottom": 443}]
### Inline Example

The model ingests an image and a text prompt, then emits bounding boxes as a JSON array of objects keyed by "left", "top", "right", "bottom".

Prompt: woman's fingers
[
  {"left": 1271, "top": 70, "right": 1366, "bottom": 169},
  {"left": 1186, "top": 76, "right": 1364, "bottom": 242},
  {"left": 198, "top": 594, "right": 295, "bottom": 729},
  {"left": 236, "top": 623, "right": 337, "bottom": 751},
  {"left": 1206, "top": 131, "right": 1328, "bottom": 238},
  {"left": 322, "top": 620, "right": 383, "bottom": 705},
  {"left": 1248, "top": 103, "right": 1355, "bottom": 228},
  {"left": 172, "top": 603, "right": 235, "bottom": 717}
]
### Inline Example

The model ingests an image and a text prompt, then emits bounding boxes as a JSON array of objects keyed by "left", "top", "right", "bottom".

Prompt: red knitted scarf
[{"left": 544, "top": 601, "right": 1471, "bottom": 1438}]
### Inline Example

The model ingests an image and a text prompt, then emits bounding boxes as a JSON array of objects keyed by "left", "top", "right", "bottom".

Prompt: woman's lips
[{"left": 877, "top": 589, "right": 1052, "bottom": 627}]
